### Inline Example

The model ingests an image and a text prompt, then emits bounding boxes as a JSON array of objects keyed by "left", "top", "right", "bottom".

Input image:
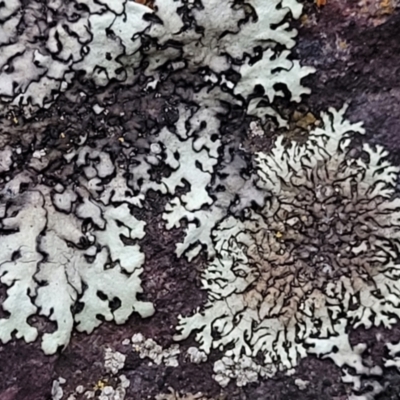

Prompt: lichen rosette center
[{"left": 247, "top": 160, "right": 386, "bottom": 320}]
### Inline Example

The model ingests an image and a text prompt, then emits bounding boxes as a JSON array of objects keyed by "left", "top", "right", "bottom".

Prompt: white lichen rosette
[{"left": 175, "top": 106, "right": 400, "bottom": 385}]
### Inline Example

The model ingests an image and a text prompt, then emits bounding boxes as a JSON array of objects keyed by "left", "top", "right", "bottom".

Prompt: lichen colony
[
  {"left": 1, "top": 0, "right": 400, "bottom": 396},
  {"left": 175, "top": 106, "right": 400, "bottom": 388}
]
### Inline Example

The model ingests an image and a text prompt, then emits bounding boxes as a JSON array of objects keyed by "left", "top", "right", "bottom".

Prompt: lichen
[
  {"left": 175, "top": 106, "right": 400, "bottom": 386},
  {"left": 0, "top": 165, "right": 153, "bottom": 354},
  {"left": 155, "top": 388, "right": 210, "bottom": 400},
  {"left": 104, "top": 348, "right": 126, "bottom": 376},
  {"left": 0, "top": 0, "right": 313, "bottom": 353},
  {"left": 131, "top": 333, "right": 181, "bottom": 367},
  {"left": 2, "top": 1, "right": 398, "bottom": 398}
]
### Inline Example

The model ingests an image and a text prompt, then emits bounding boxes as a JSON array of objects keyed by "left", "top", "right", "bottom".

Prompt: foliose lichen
[
  {"left": 175, "top": 106, "right": 400, "bottom": 386},
  {"left": 0, "top": 0, "right": 313, "bottom": 354}
]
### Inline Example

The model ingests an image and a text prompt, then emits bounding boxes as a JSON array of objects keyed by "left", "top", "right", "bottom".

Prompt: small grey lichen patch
[
  {"left": 80, "top": 375, "right": 130, "bottom": 400},
  {"left": 294, "top": 378, "right": 310, "bottom": 391},
  {"left": 248, "top": 121, "right": 265, "bottom": 138},
  {"left": 131, "top": 333, "right": 180, "bottom": 367},
  {"left": 104, "top": 347, "right": 126, "bottom": 375},
  {"left": 66, "top": 384, "right": 85, "bottom": 400},
  {"left": 97, "top": 378, "right": 130, "bottom": 400},
  {"left": 186, "top": 347, "right": 207, "bottom": 364},
  {"left": 51, "top": 377, "right": 66, "bottom": 400},
  {"left": 174, "top": 106, "right": 400, "bottom": 387},
  {"left": 156, "top": 388, "right": 209, "bottom": 400},
  {"left": 213, "top": 355, "right": 274, "bottom": 388}
]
